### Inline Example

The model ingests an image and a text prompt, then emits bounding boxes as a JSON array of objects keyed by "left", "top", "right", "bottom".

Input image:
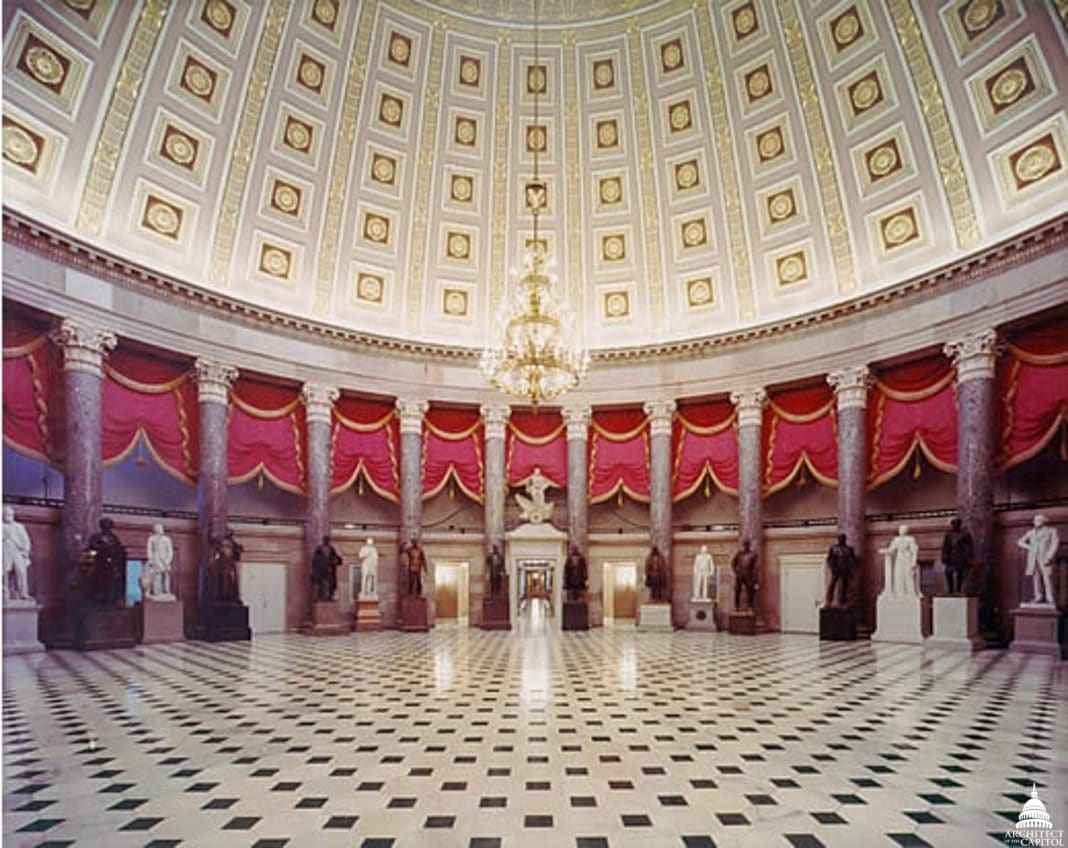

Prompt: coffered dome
[{"left": 3, "top": 0, "right": 1067, "bottom": 354}]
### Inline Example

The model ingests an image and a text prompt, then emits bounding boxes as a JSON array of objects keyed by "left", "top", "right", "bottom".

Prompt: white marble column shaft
[
  {"left": 828, "top": 367, "right": 871, "bottom": 602},
  {"left": 731, "top": 389, "right": 767, "bottom": 553},
  {"left": 562, "top": 406, "right": 591, "bottom": 553},
  {"left": 302, "top": 383, "right": 339, "bottom": 610}
]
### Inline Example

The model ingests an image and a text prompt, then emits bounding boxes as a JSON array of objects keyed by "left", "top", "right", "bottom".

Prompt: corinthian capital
[
  {"left": 194, "top": 358, "right": 238, "bottom": 405},
  {"left": 480, "top": 404, "right": 510, "bottom": 441},
  {"left": 643, "top": 400, "right": 676, "bottom": 437},
  {"left": 301, "top": 383, "right": 339, "bottom": 425},
  {"left": 827, "top": 366, "right": 871, "bottom": 410},
  {"left": 730, "top": 387, "right": 767, "bottom": 429},
  {"left": 561, "top": 404, "right": 591, "bottom": 441},
  {"left": 51, "top": 318, "right": 117, "bottom": 376},
  {"left": 944, "top": 328, "right": 999, "bottom": 383},
  {"left": 395, "top": 398, "right": 428, "bottom": 435}
]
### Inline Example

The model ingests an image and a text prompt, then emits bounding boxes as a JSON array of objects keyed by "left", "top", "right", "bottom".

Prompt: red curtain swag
[
  {"left": 764, "top": 385, "right": 837, "bottom": 493},
  {"left": 506, "top": 410, "right": 567, "bottom": 488},
  {"left": 3, "top": 326, "right": 61, "bottom": 464},
  {"left": 331, "top": 396, "right": 399, "bottom": 501},
  {"left": 672, "top": 400, "right": 738, "bottom": 499},
  {"left": 422, "top": 407, "right": 484, "bottom": 503},
  {"left": 589, "top": 409, "right": 650, "bottom": 503},
  {"left": 228, "top": 378, "right": 306, "bottom": 494}
]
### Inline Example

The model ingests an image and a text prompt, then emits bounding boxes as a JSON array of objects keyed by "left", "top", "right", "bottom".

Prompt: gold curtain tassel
[
  {"left": 135, "top": 438, "right": 146, "bottom": 467},
  {"left": 912, "top": 450, "right": 921, "bottom": 479},
  {"left": 357, "top": 474, "right": 365, "bottom": 496},
  {"left": 258, "top": 469, "right": 265, "bottom": 490},
  {"left": 1060, "top": 422, "right": 1067, "bottom": 460},
  {"left": 617, "top": 488, "right": 623, "bottom": 508},
  {"left": 449, "top": 480, "right": 455, "bottom": 500},
  {"left": 704, "top": 475, "right": 711, "bottom": 499}
]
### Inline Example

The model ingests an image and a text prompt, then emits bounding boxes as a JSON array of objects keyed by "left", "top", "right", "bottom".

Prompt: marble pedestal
[
  {"left": 562, "top": 600, "right": 589, "bottom": 631},
  {"left": 401, "top": 597, "right": 429, "bottom": 632},
  {"left": 928, "top": 596, "right": 983, "bottom": 651},
  {"left": 76, "top": 607, "right": 137, "bottom": 651},
  {"left": 871, "top": 594, "right": 929, "bottom": 644},
  {"left": 355, "top": 598, "right": 381, "bottom": 632},
  {"left": 306, "top": 601, "right": 347, "bottom": 636},
  {"left": 3, "top": 602, "right": 44, "bottom": 654},
  {"left": 1010, "top": 605, "right": 1063, "bottom": 656},
  {"left": 819, "top": 606, "right": 857, "bottom": 641},
  {"left": 198, "top": 602, "right": 251, "bottom": 642},
  {"left": 480, "top": 595, "right": 510, "bottom": 630},
  {"left": 139, "top": 599, "right": 185, "bottom": 644},
  {"left": 637, "top": 602, "right": 673, "bottom": 632},
  {"left": 728, "top": 610, "right": 757, "bottom": 635},
  {"left": 687, "top": 600, "right": 718, "bottom": 632}
]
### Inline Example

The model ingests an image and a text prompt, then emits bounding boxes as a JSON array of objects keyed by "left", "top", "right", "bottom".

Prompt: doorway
[
  {"left": 239, "top": 562, "right": 287, "bottom": 634},
  {"left": 517, "top": 560, "right": 554, "bottom": 622},
  {"left": 779, "top": 554, "right": 824, "bottom": 634},
  {"left": 434, "top": 561, "right": 469, "bottom": 623},
  {"left": 602, "top": 561, "right": 638, "bottom": 624}
]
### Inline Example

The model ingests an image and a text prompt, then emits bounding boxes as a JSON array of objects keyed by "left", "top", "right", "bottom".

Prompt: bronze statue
[
  {"left": 209, "top": 530, "right": 242, "bottom": 603},
  {"left": 940, "top": 517, "right": 973, "bottom": 595},
  {"left": 85, "top": 517, "right": 127, "bottom": 606},
  {"left": 644, "top": 545, "right": 668, "bottom": 602},
  {"left": 406, "top": 540, "right": 427, "bottom": 596},
  {"left": 731, "top": 537, "right": 759, "bottom": 611},
  {"left": 311, "top": 534, "right": 342, "bottom": 602},
  {"left": 486, "top": 544, "right": 505, "bottom": 597},
  {"left": 564, "top": 545, "right": 588, "bottom": 602},
  {"left": 825, "top": 533, "right": 857, "bottom": 607}
]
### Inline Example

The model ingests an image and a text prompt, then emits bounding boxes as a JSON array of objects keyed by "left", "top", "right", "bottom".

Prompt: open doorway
[
  {"left": 517, "top": 559, "right": 554, "bottom": 623},
  {"left": 434, "top": 561, "right": 469, "bottom": 624},
  {"left": 602, "top": 561, "right": 638, "bottom": 624}
]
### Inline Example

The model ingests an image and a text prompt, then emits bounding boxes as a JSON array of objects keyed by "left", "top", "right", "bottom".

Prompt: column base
[
  {"left": 76, "top": 607, "right": 137, "bottom": 651},
  {"left": 1009, "top": 605, "right": 1063, "bottom": 656},
  {"left": 687, "top": 600, "right": 718, "bottom": 632},
  {"left": 728, "top": 610, "right": 757, "bottom": 635},
  {"left": 355, "top": 598, "right": 381, "bottom": 632},
  {"left": 562, "top": 600, "right": 589, "bottom": 631},
  {"left": 819, "top": 606, "right": 857, "bottom": 641},
  {"left": 872, "top": 594, "right": 929, "bottom": 644},
  {"left": 480, "top": 595, "right": 511, "bottom": 630},
  {"left": 928, "top": 596, "right": 983, "bottom": 651},
  {"left": 401, "top": 596, "right": 429, "bottom": 632},
  {"left": 637, "top": 602, "right": 673, "bottom": 632},
  {"left": 3, "top": 602, "right": 44, "bottom": 654},
  {"left": 304, "top": 601, "right": 347, "bottom": 636},
  {"left": 138, "top": 599, "right": 185, "bottom": 644},
  {"left": 196, "top": 602, "right": 251, "bottom": 642}
]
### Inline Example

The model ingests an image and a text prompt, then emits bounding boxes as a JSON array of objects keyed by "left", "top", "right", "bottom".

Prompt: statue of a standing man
[
  {"left": 144, "top": 524, "right": 175, "bottom": 599},
  {"left": 564, "top": 545, "right": 588, "bottom": 602},
  {"left": 940, "top": 517, "right": 973, "bottom": 595},
  {"left": 731, "top": 538, "right": 759, "bottom": 611},
  {"left": 692, "top": 545, "right": 714, "bottom": 602},
  {"left": 3, "top": 506, "right": 33, "bottom": 602},
  {"left": 825, "top": 533, "right": 857, "bottom": 607},
  {"left": 359, "top": 538, "right": 379, "bottom": 598},
  {"left": 1018, "top": 514, "right": 1059, "bottom": 607},
  {"left": 486, "top": 544, "right": 505, "bottom": 597}
]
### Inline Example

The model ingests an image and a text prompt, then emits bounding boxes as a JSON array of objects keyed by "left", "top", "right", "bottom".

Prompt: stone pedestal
[
  {"left": 305, "top": 601, "right": 347, "bottom": 636},
  {"left": 401, "top": 596, "right": 429, "bottom": 632},
  {"left": 562, "top": 600, "right": 589, "bottom": 631},
  {"left": 138, "top": 599, "right": 185, "bottom": 644},
  {"left": 819, "top": 606, "right": 857, "bottom": 641},
  {"left": 355, "top": 598, "right": 381, "bottom": 632},
  {"left": 929, "top": 596, "right": 983, "bottom": 651},
  {"left": 480, "top": 595, "right": 510, "bottom": 630},
  {"left": 1010, "top": 605, "right": 1063, "bottom": 656},
  {"left": 638, "top": 602, "right": 673, "bottom": 632},
  {"left": 198, "top": 602, "right": 251, "bottom": 642},
  {"left": 872, "top": 594, "right": 929, "bottom": 644},
  {"left": 76, "top": 607, "right": 137, "bottom": 651},
  {"left": 687, "top": 600, "right": 718, "bottom": 632},
  {"left": 728, "top": 610, "right": 757, "bottom": 635},
  {"left": 3, "top": 603, "right": 44, "bottom": 654}
]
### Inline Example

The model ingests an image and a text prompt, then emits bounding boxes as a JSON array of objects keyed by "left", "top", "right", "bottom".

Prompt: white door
[
  {"left": 780, "top": 555, "right": 824, "bottom": 634},
  {"left": 239, "top": 562, "right": 287, "bottom": 634}
]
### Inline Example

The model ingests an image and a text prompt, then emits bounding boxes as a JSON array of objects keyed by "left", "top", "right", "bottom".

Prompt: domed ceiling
[{"left": 3, "top": 0, "right": 1067, "bottom": 352}]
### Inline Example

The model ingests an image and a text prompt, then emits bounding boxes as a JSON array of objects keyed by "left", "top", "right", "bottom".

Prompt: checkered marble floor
[{"left": 3, "top": 626, "right": 1066, "bottom": 848}]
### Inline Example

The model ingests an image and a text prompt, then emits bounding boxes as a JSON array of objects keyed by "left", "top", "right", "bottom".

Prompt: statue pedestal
[
  {"left": 3, "top": 602, "right": 44, "bottom": 654},
  {"left": 197, "top": 602, "right": 251, "bottom": 642},
  {"left": 355, "top": 598, "right": 381, "bottom": 632},
  {"left": 928, "top": 596, "right": 983, "bottom": 651},
  {"left": 638, "top": 602, "right": 673, "bottom": 632},
  {"left": 872, "top": 594, "right": 929, "bottom": 644},
  {"left": 138, "top": 599, "right": 185, "bottom": 644},
  {"left": 480, "top": 595, "right": 510, "bottom": 630},
  {"left": 687, "top": 599, "right": 717, "bottom": 632},
  {"left": 401, "top": 596, "right": 429, "bottom": 632},
  {"left": 819, "top": 606, "right": 857, "bottom": 641},
  {"left": 76, "top": 607, "right": 137, "bottom": 651},
  {"left": 305, "top": 601, "right": 347, "bottom": 636},
  {"left": 727, "top": 610, "right": 757, "bottom": 635},
  {"left": 562, "top": 600, "right": 589, "bottom": 631},
  {"left": 1010, "top": 605, "right": 1063, "bottom": 656}
]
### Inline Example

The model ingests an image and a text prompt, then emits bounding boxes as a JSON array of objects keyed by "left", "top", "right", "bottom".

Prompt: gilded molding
[
  {"left": 404, "top": 16, "right": 447, "bottom": 330},
  {"left": 775, "top": 0, "right": 857, "bottom": 295},
  {"left": 488, "top": 31, "right": 513, "bottom": 313},
  {"left": 208, "top": 0, "right": 289, "bottom": 287},
  {"left": 418, "top": 0, "right": 654, "bottom": 25},
  {"left": 312, "top": 0, "right": 379, "bottom": 315},
  {"left": 561, "top": 31, "right": 584, "bottom": 320},
  {"left": 886, "top": 0, "right": 979, "bottom": 249},
  {"left": 694, "top": 2, "right": 756, "bottom": 320},
  {"left": 75, "top": 0, "right": 169, "bottom": 236}
]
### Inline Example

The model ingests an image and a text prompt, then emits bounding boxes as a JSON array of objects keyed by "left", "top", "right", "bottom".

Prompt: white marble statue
[
  {"left": 879, "top": 525, "right": 920, "bottom": 597},
  {"left": 1018, "top": 514, "right": 1059, "bottom": 607},
  {"left": 3, "top": 506, "right": 33, "bottom": 603},
  {"left": 515, "top": 467, "right": 553, "bottom": 525},
  {"left": 692, "top": 545, "right": 715, "bottom": 601},
  {"left": 359, "top": 538, "right": 379, "bottom": 598},
  {"left": 143, "top": 523, "right": 176, "bottom": 600}
]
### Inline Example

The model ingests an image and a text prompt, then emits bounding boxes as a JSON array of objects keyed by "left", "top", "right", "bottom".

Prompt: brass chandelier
[{"left": 480, "top": 0, "right": 589, "bottom": 407}]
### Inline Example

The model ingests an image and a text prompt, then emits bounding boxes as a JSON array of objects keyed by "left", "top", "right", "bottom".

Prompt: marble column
[
  {"left": 51, "top": 319, "right": 116, "bottom": 582},
  {"left": 302, "top": 383, "right": 339, "bottom": 610},
  {"left": 395, "top": 399, "right": 428, "bottom": 625},
  {"left": 194, "top": 359, "right": 238, "bottom": 609},
  {"left": 827, "top": 366, "right": 871, "bottom": 606},
  {"left": 944, "top": 329, "right": 999, "bottom": 624},
  {"left": 730, "top": 388, "right": 767, "bottom": 574},
  {"left": 562, "top": 405, "right": 591, "bottom": 553},
  {"left": 480, "top": 404, "right": 509, "bottom": 550},
  {"left": 644, "top": 400, "right": 676, "bottom": 563}
]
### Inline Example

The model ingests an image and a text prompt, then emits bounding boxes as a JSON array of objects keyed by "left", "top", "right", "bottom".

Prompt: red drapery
[
  {"left": 673, "top": 400, "right": 738, "bottom": 499},
  {"left": 101, "top": 347, "right": 198, "bottom": 484},
  {"left": 764, "top": 385, "right": 837, "bottom": 493},
  {"left": 869, "top": 355, "right": 957, "bottom": 487},
  {"left": 3, "top": 319, "right": 61, "bottom": 464},
  {"left": 228, "top": 379, "right": 306, "bottom": 494},
  {"left": 423, "top": 407, "right": 483, "bottom": 502},
  {"left": 506, "top": 411, "right": 567, "bottom": 488},
  {"left": 590, "top": 409, "right": 650, "bottom": 503},
  {"left": 331, "top": 396, "right": 399, "bottom": 500},
  {"left": 998, "top": 321, "right": 1068, "bottom": 471}
]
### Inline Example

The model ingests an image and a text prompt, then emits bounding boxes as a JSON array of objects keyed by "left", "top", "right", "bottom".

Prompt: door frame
[
  {"left": 778, "top": 554, "right": 824, "bottom": 634},
  {"left": 239, "top": 561, "right": 287, "bottom": 634},
  {"left": 432, "top": 560, "right": 469, "bottom": 623},
  {"left": 602, "top": 560, "right": 638, "bottom": 624}
]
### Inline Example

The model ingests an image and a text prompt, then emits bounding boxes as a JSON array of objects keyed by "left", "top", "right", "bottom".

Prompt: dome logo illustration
[{"left": 1004, "top": 786, "right": 1063, "bottom": 847}]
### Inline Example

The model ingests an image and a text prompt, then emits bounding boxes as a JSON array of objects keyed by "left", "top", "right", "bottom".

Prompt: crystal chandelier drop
[{"left": 480, "top": 0, "right": 589, "bottom": 407}]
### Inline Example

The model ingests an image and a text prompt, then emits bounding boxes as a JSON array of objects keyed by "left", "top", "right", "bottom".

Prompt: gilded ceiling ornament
[
  {"left": 669, "top": 102, "right": 692, "bottom": 132},
  {"left": 777, "top": 252, "right": 806, "bottom": 285},
  {"left": 867, "top": 141, "right": 899, "bottom": 179},
  {"left": 604, "top": 291, "right": 629, "bottom": 318},
  {"left": 455, "top": 117, "right": 476, "bottom": 145},
  {"left": 182, "top": 60, "right": 215, "bottom": 98},
  {"left": 602, "top": 235, "right": 625, "bottom": 261},
  {"left": 379, "top": 94, "right": 403, "bottom": 126},
  {"left": 65, "top": 0, "right": 95, "bottom": 10},
  {"left": 271, "top": 182, "right": 301, "bottom": 215},
  {"left": 371, "top": 153, "right": 395, "bottom": 184},
  {"left": 527, "top": 64, "right": 547, "bottom": 94},
  {"left": 298, "top": 57, "right": 325, "bottom": 91},
  {"left": 162, "top": 127, "right": 197, "bottom": 167},
  {"left": 447, "top": 232, "right": 470, "bottom": 259},
  {"left": 593, "top": 59, "right": 613, "bottom": 89},
  {"left": 881, "top": 209, "right": 918, "bottom": 247},
  {"left": 831, "top": 8, "right": 861, "bottom": 47},
  {"left": 356, "top": 273, "right": 384, "bottom": 303},
  {"left": 1011, "top": 139, "right": 1059, "bottom": 187},
  {"left": 260, "top": 245, "right": 292, "bottom": 278},
  {"left": 2, "top": 122, "right": 42, "bottom": 169},
  {"left": 596, "top": 120, "right": 618, "bottom": 148},
  {"left": 203, "top": 0, "right": 234, "bottom": 34},
  {"left": 733, "top": 5, "right": 758, "bottom": 38},
  {"left": 989, "top": 66, "right": 1027, "bottom": 107},
  {"left": 143, "top": 197, "right": 182, "bottom": 238},
  {"left": 284, "top": 117, "right": 312, "bottom": 151},
  {"left": 768, "top": 191, "right": 795, "bottom": 221},
  {"left": 487, "top": 32, "right": 512, "bottom": 314},
  {"left": 451, "top": 174, "right": 473, "bottom": 202},
  {"left": 459, "top": 56, "right": 480, "bottom": 86},
  {"left": 961, "top": 0, "right": 1000, "bottom": 34},
  {"left": 599, "top": 177, "right": 621, "bottom": 204},
  {"left": 443, "top": 289, "right": 468, "bottom": 316},
  {"left": 746, "top": 66, "right": 771, "bottom": 101},
  {"left": 313, "top": 0, "right": 337, "bottom": 29},
  {"left": 682, "top": 219, "right": 707, "bottom": 247},
  {"left": 389, "top": 33, "right": 412, "bottom": 66},
  {"left": 756, "top": 126, "right": 784, "bottom": 161},
  {"left": 25, "top": 45, "right": 66, "bottom": 86},
  {"left": 675, "top": 161, "right": 698, "bottom": 190},
  {"left": 849, "top": 74, "right": 881, "bottom": 113},
  {"left": 687, "top": 277, "right": 713, "bottom": 307},
  {"left": 364, "top": 214, "right": 390, "bottom": 243}
]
